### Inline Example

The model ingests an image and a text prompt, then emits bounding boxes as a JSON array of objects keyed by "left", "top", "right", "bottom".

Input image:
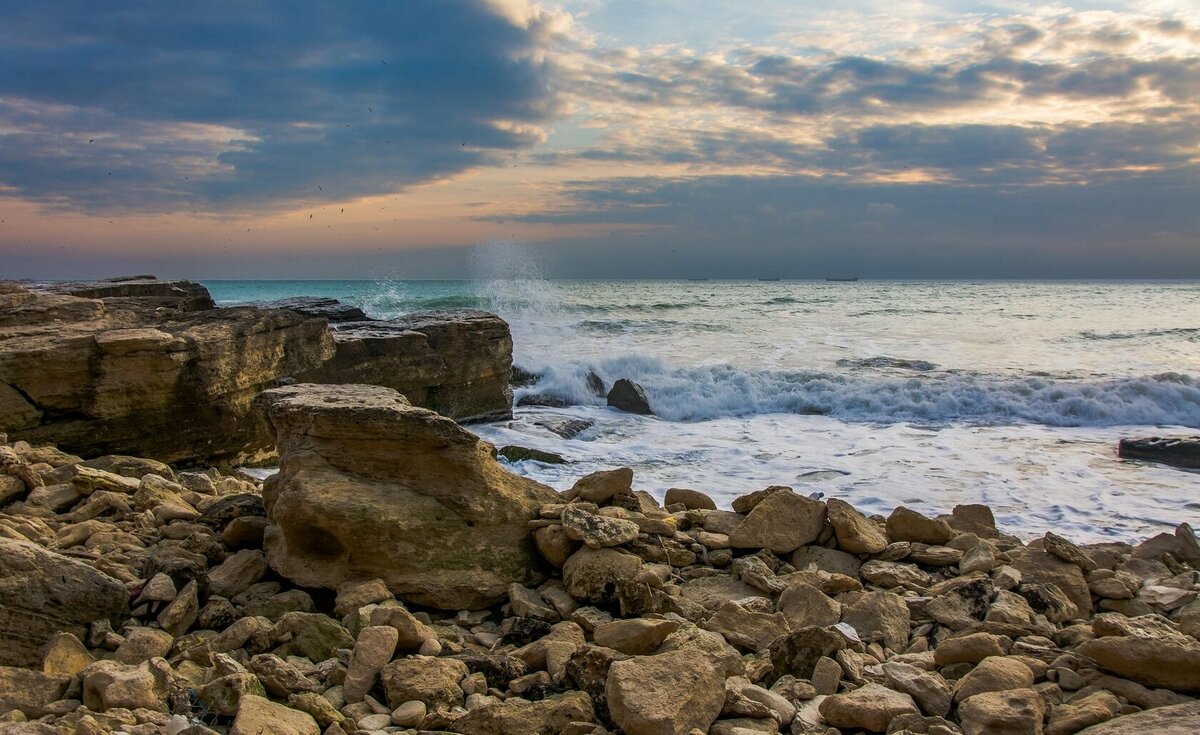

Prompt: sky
[{"left": 0, "top": 0, "right": 1198, "bottom": 279}]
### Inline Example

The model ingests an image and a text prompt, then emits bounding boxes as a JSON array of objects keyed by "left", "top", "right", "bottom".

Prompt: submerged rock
[{"left": 259, "top": 383, "right": 557, "bottom": 609}]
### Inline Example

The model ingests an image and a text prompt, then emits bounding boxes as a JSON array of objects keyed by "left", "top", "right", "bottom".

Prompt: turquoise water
[{"left": 206, "top": 278, "right": 1200, "bottom": 542}]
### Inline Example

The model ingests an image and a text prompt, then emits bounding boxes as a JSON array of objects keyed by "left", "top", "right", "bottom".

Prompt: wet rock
[
  {"left": 606, "top": 379, "right": 652, "bottom": 415},
  {"left": 259, "top": 383, "right": 557, "bottom": 609},
  {"left": 500, "top": 445, "right": 568, "bottom": 464},
  {"left": 606, "top": 649, "right": 725, "bottom": 735}
]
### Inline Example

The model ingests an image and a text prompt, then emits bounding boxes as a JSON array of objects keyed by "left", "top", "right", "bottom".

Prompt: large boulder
[
  {"left": 297, "top": 310, "right": 514, "bottom": 422},
  {"left": 259, "top": 383, "right": 558, "bottom": 609},
  {"left": 1077, "top": 701, "right": 1200, "bottom": 734},
  {"left": 0, "top": 537, "right": 128, "bottom": 666}
]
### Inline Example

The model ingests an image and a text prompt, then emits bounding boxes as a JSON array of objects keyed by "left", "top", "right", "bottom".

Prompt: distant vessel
[
  {"left": 758, "top": 278, "right": 781, "bottom": 282},
  {"left": 826, "top": 277, "right": 859, "bottom": 282}
]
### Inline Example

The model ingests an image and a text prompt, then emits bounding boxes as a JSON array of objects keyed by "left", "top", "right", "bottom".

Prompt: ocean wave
[
  {"left": 848, "top": 308, "right": 954, "bottom": 317},
  {"left": 517, "top": 356, "right": 1200, "bottom": 428},
  {"left": 1079, "top": 327, "right": 1200, "bottom": 342},
  {"left": 835, "top": 356, "right": 940, "bottom": 371}
]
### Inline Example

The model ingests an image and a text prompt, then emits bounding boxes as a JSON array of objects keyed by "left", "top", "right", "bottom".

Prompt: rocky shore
[
  {"left": 0, "top": 378, "right": 1198, "bottom": 735},
  {"left": 1, "top": 278, "right": 1198, "bottom": 735}
]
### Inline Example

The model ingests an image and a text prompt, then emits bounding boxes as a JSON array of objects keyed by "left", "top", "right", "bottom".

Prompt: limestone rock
[
  {"left": 571, "top": 468, "right": 633, "bottom": 504},
  {"left": 343, "top": 626, "right": 400, "bottom": 703},
  {"left": 729, "top": 489, "right": 826, "bottom": 553},
  {"left": 887, "top": 507, "right": 954, "bottom": 545},
  {"left": 230, "top": 695, "right": 319, "bottom": 735},
  {"left": 606, "top": 649, "right": 725, "bottom": 735},
  {"left": 818, "top": 682, "right": 919, "bottom": 732},
  {"left": 664, "top": 488, "right": 716, "bottom": 510},
  {"left": 593, "top": 619, "right": 680, "bottom": 655},
  {"left": 381, "top": 656, "right": 469, "bottom": 710},
  {"left": 40, "top": 632, "right": 94, "bottom": 677},
  {"left": 449, "top": 690, "right": 596, "bottom": 735},
  {"left": 0, "top": 666, "right": 70, "bottom": 717},
  {"left": 777, "top": 583, "right": 841, "bottom": 629},
  {"left": 1075, "top": 701, "right": 1200, "bottom": 734},
  {"left": 958, "top": 688, "right": 1045, "bottom": 735},
  {"left": 839, "top": 590, "right": 910, "bottom": 651},
  {"left": 1076, "top": 614, "right": 1200, "bottom": 692},
  {"left": 952, "top": 657, "right": 1034, "bottom": 703},
  {"left": 1046, "top": 691, "right": 1121, "bottom": 735},
  {"left": 562, "top": 505, "right": 640, "bottom": 548},
  {"left": 826, "top": 498, "right": 889, "bottom": 554},
  {"left": 563, "top": 547, "right": 643, "bottom": 604},
  {"left": 0, "top": 537, "right": 128, "bottom": 666},
  {"left": 259, "top": 383, "right": 558, "bottom": 609},
  {"left": 881, "top": 661, "right": 951, "bottom": 718}
]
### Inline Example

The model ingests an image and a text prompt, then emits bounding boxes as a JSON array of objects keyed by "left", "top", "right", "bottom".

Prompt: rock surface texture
[
  {"left": 259, "top": 383, "right": 557, "bottom": 609},
  {"left": 0, "top": 278, "right": 514, "bottom": 464}
]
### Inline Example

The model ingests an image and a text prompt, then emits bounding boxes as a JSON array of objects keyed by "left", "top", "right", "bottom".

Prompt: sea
[{"left": 205, "top": 275, "right": 1200, "bottom": 544}]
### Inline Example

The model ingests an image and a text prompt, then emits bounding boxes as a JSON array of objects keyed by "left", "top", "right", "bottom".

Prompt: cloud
[{"left": 0, "top": 0, "right": 566, "bottom": 212}]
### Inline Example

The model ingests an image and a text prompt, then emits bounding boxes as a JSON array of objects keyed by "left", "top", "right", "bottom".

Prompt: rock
[
  {"left": 860, "top": 560, "right": 933, "bottom": 589},
  {"left": 1043, "top": 533, "right": 1097, "bottom": 572},
  {"left": 701, "top": 601, "right": 791, "bottom": 653},
  {"left": 607, "top": 379, "right": 652, "bottom": 415},
  {"left": 1009, "top": 548, "right": 1091, "bottom": 617},
  {"left": 1076, "top": 614, "right": 1200, "bottom": 691},
  {"left": 534, "top": 525, "right": 574, "bottom": 568},
  {"left": 593, "top": 619, "right": 680, "bottom": 655},
  {"left": 730, "top": 489, "right": 826, "bottom": 553},
  {"left": 1046, "top": 691, "right": 1121, "bottom": 735},
  {"left": 535, "top": 417, "right": 594, "bottom": 439},
  {"left": 390, "top": 700, "right": 426, "bottom": 727},
  {"left": 509, "top": 584, "right": 559, "bottom": 621},
  {"left": 297, "top": 310, "right": 515, "bottom": 423},
  {"left": 196, "top": 672, "right": 267, "bottom": 716},
  {"left": 207, "top": 549, "right": 269, "bottom": 599},
  {"left": 259, "top": 383, "right": 558, "bottom": 609},
  {"left": 335, "top": 578, "right": 394, "bottom": 617},
  {"left": 952, "top": 657, "right": 1034, "bottom": 704},
  {"left": 563, "top": 547, "right": 643, "bottom": 604},
  {"left": 0, "top": 537, "right": 128, "bottom": 666},
  {"left": 562, "top": 505, "right": 641, "bottom": 548},
  {"left": 249, "top": 654, "right": 318, "bottom": 698},
  {"left": 270, "top": 612, "right": 355, "bottom": 661},
  {"left": 571, "top": 468, "right": 633, "bottom": 504},
  {"left": 887, "top": 507, "right": 954, "bottom": 545},
  {"left": 958, "top": 688, "right": 1045, "bottom": 735},
  {"left": 769, "top": 627, "right": 847, "bottom": 682},
  {"left": 1074, "top": 701, "right": 1200, "bottom": 733},
  {"left": 230, "top": 695, "right": 320, "bottom": 735},
  {"left": 157, "top": 580, "right": 200, "bottom": 637},
  {"left": 840, "top": 590, "right": 910, "bottom": 651},
  {"left": 449, "top": 691, "right": 596, "bottom": 734},
  {"left": 826, "top": 498, "right": 889, "bottom": 554},
  {"left": 40, "top": 632, "right": 94, "bottom": 677},
  {"left": 343, "top": 626, "right": 400, "bottom": 703},
  {"left": 606, "top": 649, "right": 725, "bottom": 735},
  {"left": 881, "top": 661, "right": 952, "bottom": 718},
  {"left": 381, "top": 656, "right": 468, "bottom": 710},
  {"left": 257, "top": 296, "right": 368, "bottom": 322},
  {"left": 499, "top": 445, "right": 568, "bottom": 464},
  {"left": 2, "top": 283, "right": 515, "bottom": 463},
  {"left": 81, "top": 659, "right": 171, "bottom": 712},
  {"left": 1117, "top": 436, "right": 1200, "bottom": 468},
  {"left": 114, "top": 628, "right": 174, "bottom": 664},
  {"left": 791, "top": 546, "right": 862, "bottom": 577},
  {"left": 777, "top": 583, "right": 841, "bottom": 629},
  {"left": 819, "top": 682, "right": 920, "bottom": 732},
  {"left": 934, "top": 633, "right": 1007, "bottom": 665},
  {"left": 664, "top": 488, "right": 716, "bottom": 510},
  {"left": 0, "top": 667, "right": 70, "bottom": 717}
]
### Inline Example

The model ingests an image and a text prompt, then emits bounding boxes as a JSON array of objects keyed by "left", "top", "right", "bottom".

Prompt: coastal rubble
[
  {"left": 0, "top": 278, "right": 513, "bottom": 465},
  {"left": 0, "top": 387, "right": 1198, "bottom": 734}
]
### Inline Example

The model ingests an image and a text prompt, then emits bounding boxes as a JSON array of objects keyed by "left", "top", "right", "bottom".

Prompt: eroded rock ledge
[{"left": 0, "top": 278, "right": 513, "bottom": 465}]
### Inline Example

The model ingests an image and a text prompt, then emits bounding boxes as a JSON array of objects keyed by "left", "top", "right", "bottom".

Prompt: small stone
[
  {"left": 390, "top": 700, "right": 426, "bottom": 727},
  {"left": 826, "top": 499, "right": 888, "bottom": 555}
]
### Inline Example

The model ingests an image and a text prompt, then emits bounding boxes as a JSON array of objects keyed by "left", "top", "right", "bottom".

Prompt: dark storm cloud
[{"left": 0, "top": 0, "right": 561, "bottom": 211}]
